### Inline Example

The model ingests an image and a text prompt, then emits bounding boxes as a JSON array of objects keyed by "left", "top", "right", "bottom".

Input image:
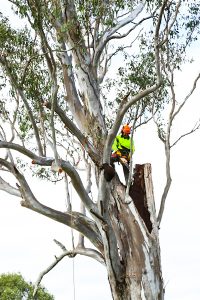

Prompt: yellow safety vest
[{"left": 112, "top": 135, "right": 135, "bottom": 153}]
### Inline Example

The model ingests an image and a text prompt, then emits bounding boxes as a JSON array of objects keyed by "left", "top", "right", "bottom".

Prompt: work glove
[{"left": 120, "top": 157, "right": 128, "bottom": 164}]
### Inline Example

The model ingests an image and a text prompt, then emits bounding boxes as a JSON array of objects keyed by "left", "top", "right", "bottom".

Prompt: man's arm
[
  {"left": 112, "top": 136, "right": 119, "bottom": 152},
  {"left": 131, "top": 140, "right": 135, "bottom": 153}
]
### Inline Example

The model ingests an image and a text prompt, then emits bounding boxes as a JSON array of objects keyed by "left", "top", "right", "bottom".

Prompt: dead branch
[{"left": 33, "top": 246, "right": 105, "bottom": 297}]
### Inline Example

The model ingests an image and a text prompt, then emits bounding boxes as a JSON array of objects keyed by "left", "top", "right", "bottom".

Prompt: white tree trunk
[{"left": 99, "top": 163, "right": 164, "bottom": 300}]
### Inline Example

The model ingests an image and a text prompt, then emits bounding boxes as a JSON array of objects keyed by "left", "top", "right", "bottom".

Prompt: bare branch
[
  {"left": 171, "top": 120, "right": 200, "bottom": 148},
  {"left": 159, "top": 0, "right": 181, "bottom": 47},
  {"left": 0, "top": 129, "right": 15, "bottom": 163},
  {"left": 77, "top": 153, "right": 92, "bottom": 247},
  {"left": 0, "top": 141, "right": 41, "bottom": 160},
  {"left": 53, "top": 239, "right": 67, "bottom": 251},
  {"left": 98, "top": 29, "right": 143, "bottom": 83},
  {"left": 0, "top": 176, "right": 21, "bottom": 197},
  {"left": 0, "top": 158, "right": 103, "bottom": 251},
  {"left": 64, "top": 173, "right": 72, "bottom": 212},
  {"left": 44, "top": 101, "right": 101, "bottom": 165},
  {"left": 33, "top": 3, "right": 61, "bottom": 168},
  {"left": 33, "top": 0, "right": 57, "bottom": 74},
  {"left": 33, "top": 246, "right": 105, "bottom": 297},
  {"left": 93, "top": 2, "right": 145, "bottom": 66},
  {"left": 0, "top": 57, "right": 44, "bottom": 156},
  {"left": 160, "top": 0, "right": 181, "bottom": 45},
  {"left": 110, "top": 16, "right": 152, "bottom": 41},
  {"left": 157, "top": 73, "right": 174, "bottom": 226},
  {"left": 172, "top": 72, "right": 200, "bottom": 121},
  {"left": 75, "top": 247, "right": 105, "bottom": 264},
  {"left": 153, "top": 117, "right": 166, "bottom": 143},
  {"left": 57, "top": 41, "right": 86, "bottom": 131},
  {"left": 20, "top": 34, "right": 38, "bottom": 86},
  {"left": 0, "top": 144, "right": 98, "bottom": 215},
  {"left": 157, "top": 69, "right": 200, "bottom": 226},
  {"left": 49, "top": 79, "right": 60, "bottom": 169},
  {"left": 157, "top": 169, "right": 172, "bottom": 227}
]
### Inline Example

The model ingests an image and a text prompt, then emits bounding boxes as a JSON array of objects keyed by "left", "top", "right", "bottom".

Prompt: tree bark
[{"left": 100, "top": 163, "right": 164, "bottom": 300}]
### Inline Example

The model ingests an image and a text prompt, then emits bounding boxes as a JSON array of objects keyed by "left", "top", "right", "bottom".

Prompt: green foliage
[
  {"left": 75, "top": 0, "right": 138, "bottom": 31},
  {"left": 102, "top": 0, "right": 200, "bottom": 131},
  {"left": 0, "top": 0, "right": 199, "bottom": 165},
  {"left": 0, "top": 12, "right": 52, "bottom": 142},
  {"left": 184, "top": 2, "right": 200, "bottom": 44},
  {"left": 0, "top": 273, "right": 54, "bottom": 300},
  {"left": 0, "top": 14, "right": 32, "bottom": 69},
  {"left": 103, "top": 38, "right": 167, "bottom": 128}
]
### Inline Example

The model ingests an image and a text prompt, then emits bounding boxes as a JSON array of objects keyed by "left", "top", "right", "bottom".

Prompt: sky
[{"left": 1, "top": 1, "right": 200, "bottom": 300}]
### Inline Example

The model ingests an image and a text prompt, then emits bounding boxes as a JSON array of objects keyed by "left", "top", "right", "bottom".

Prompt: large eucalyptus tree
[{"left": 0, "top": 1, "right": 199, "bottom": 299}]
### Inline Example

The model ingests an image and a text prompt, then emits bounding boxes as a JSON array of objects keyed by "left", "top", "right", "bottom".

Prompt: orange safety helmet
[{"left": 121, "top": 124, "right": 131, "bottom": 134}]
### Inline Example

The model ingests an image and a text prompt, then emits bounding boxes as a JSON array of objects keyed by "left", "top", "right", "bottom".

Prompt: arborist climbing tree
[{"left": 111, "top": 124, "right": 135, "bottom": 182}]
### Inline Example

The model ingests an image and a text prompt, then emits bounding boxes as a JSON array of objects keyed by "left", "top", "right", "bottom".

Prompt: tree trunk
[{"left": 100, "top": 163, "right": 164, "bottom": 300}]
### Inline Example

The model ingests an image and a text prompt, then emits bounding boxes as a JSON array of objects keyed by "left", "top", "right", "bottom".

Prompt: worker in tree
[{"left": 111, "top": 124, "right": 135, "bottom": 182}]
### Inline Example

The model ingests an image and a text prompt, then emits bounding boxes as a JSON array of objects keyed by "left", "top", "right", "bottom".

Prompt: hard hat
[{"left": 122, "top": 124, "right": 131, "bottom": 134}]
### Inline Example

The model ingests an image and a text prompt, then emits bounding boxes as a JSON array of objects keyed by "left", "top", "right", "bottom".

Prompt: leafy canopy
[{"left": 0, "top": 273, "right": 54, "bottom": 300}]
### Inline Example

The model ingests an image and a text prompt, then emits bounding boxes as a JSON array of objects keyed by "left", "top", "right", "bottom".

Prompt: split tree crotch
[{"left": 129, "top": 164, "right": 153, "bottom": 233}]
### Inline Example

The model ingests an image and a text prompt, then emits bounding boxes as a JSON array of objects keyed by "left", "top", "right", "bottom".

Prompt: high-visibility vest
[{"left": 112, "top": 135, "right": 135, "bottom": 154}]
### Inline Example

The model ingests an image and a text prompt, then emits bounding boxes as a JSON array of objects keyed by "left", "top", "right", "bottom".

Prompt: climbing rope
[{"left": 70, "top": 181, "right": 76, "bottom": 300}]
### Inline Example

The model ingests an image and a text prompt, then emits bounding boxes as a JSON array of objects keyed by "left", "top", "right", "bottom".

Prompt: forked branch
[{"left": 33, "top": 246, "right": 104, "bottom": 298}]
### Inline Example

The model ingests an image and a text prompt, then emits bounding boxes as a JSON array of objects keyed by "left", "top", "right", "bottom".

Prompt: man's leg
[
  {"left": 122, "top": 163, "right": 129, "bottom": 183},
  {"left": 110, "top": 155, "right": 118, "bottom": 168}
]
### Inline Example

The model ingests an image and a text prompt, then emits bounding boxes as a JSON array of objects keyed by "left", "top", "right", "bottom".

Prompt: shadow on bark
[{"left": 129, "top": 164, "right": 152, "bottom": 233}]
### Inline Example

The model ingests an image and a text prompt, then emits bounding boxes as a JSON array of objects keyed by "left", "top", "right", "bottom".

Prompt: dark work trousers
[{"left": 122, "top": 164, "right": 129, "bottom": 183}]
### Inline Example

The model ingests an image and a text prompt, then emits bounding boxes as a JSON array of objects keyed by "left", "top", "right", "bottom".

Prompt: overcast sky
[{"left": 1, "top": 1, "right": 200, "bottom": 300}]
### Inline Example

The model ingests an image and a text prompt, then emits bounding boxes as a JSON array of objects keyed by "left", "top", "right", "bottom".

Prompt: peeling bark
[{"left": 98, "top": 164, "right": 164, "bottom": 300}]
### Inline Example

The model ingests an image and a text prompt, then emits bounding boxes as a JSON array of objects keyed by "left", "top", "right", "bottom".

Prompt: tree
[
  {"left": 0, "top": 273, "right": 54, "bottom": 299},
  {"left": 0, "top": 1, "right": 200, "bottom": 299}
]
